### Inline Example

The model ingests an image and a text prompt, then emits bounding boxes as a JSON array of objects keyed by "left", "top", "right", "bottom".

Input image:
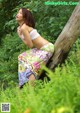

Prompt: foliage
[
  {"left": 0, "top": 0, "right": 75, "bottom": 41},
  {"left": 0, "top": 44, "right": 80, "bottom": 113},
  {"left": 0, "top": 1, "right": 80, "bottom": 113},
  {"left": 0, "top": 33, "right": 29, "bottom": 88}
]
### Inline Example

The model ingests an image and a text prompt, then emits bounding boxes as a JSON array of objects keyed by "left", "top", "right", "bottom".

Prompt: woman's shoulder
[
  {"left": 20, "top": 24, "right": 28, "bottom": 31},
  {"left": 21, "top": 24, "right": 33, "bottom": 32}
]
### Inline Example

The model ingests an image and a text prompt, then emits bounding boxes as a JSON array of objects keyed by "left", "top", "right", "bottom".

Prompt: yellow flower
[
  {"left": 27, "top": 8, "right": 30, "bottom": 11},
  {"left": 27, "top": 8, "right": 31, "bottom": 12}
]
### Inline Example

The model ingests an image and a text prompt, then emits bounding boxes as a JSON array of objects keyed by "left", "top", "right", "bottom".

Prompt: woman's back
[{"left": 18, "top": 24, "right": 49, "bottom": 49}]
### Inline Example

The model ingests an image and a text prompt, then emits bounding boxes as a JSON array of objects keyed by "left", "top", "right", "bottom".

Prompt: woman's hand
[{"left": 17, "top": 26, "right": 22, "bottom": 37}]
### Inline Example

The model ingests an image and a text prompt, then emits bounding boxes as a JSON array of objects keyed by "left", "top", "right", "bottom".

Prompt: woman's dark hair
[{"left": 21, "top": 8, "right": 35, "bottom": 28}]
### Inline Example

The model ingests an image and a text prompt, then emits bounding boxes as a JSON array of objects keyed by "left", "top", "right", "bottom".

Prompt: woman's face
[{"left": 16, "top": 9, "right": 24, "bottom": 21}]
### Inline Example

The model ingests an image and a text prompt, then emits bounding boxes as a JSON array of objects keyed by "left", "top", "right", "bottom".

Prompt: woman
[{"left": 16, "top": 8, "right": 54, "bottom": 88}]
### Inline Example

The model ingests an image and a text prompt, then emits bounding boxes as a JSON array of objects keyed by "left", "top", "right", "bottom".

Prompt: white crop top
[{"left": 19, "top": 29, "right": 40, "bottom": 40}]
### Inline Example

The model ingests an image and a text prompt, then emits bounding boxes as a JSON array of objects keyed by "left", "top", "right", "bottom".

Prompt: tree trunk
[
  {"left": 40, "top": 1, "right": 80, "bottom": 79},
  {"left": 49, "top": 2, "right": 80, "bottom": 70}
]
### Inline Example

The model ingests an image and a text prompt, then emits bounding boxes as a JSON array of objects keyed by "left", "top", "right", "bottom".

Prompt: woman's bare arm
[{"left": 17, "top": 25, "right": 33, "bottom": 48}]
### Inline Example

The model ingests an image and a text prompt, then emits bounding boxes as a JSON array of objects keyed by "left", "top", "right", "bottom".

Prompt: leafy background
[{"left": 0, "top": 0, "right": 80, "bottom": 113}]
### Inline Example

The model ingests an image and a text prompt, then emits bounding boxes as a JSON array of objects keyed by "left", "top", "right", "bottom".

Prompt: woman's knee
[
  {"left": 18, "top": 54, "right": 22, "bottom": 60},
  {"left": 18, "top": 52, "right": 27, "bottom": 59}
]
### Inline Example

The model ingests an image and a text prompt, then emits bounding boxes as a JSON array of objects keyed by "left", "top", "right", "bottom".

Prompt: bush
[
  {"left": 0, "top": 33, "right": 29, "bottom": 89},
  {"left": 0, "top": 50, "right": 80, "bottom": 113}
]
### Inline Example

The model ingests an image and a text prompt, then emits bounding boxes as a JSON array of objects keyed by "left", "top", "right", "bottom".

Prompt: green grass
[{"left": 0, "top": 40, "right": 80, "bottom": 113}]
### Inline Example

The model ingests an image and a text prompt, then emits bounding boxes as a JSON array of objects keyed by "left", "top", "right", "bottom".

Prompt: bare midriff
[
  {"left": 27, "top": 26, "right": 50, "bottom": 49},
  {"left": 28, "top": 27, "right": 49, "bottom": 49},
  {"left": 32, "top": 36, "right": 49, "bottom": 49}
]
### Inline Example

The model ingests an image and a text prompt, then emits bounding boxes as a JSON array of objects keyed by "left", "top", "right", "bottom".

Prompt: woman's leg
[
  {"left": 29, "top": 74, "right": 36, "bottom": 80},
  {"left": 28, "top": 74, "right": 36, "bottom": 86},
  {"left": 18, "top": 45, "right": 54, "bottom": 88}
]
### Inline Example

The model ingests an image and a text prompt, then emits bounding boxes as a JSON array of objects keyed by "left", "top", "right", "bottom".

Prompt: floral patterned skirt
[{"left": 18, "top": 42, "right": 54, "bottom": 87}]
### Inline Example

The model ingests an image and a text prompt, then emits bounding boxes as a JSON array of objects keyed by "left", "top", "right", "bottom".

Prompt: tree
[{"left": 40, "top": 1, "right": 80, "bottom": 79}]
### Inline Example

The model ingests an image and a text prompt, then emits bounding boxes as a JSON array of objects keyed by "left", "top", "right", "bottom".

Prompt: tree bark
[
  {"left": 48, "top": 1, "right": 80, "bottom": 69},
  {"left": 40, "top": 1, "right": 80, "bottom": 79}
]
